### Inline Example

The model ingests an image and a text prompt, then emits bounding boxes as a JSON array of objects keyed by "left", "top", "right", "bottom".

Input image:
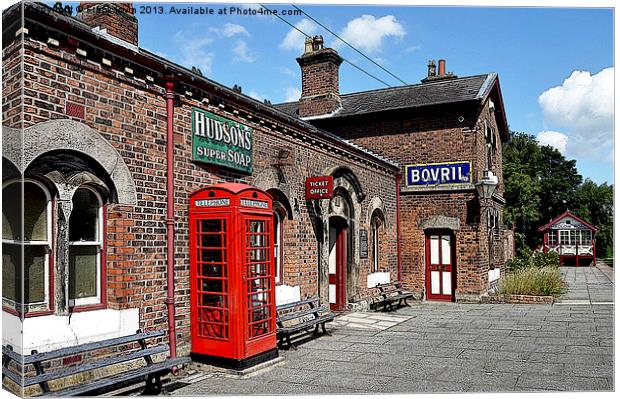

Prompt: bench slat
[
  {"left": 277, "top": 314, "right": 335, "bottom": 334},
  {"left": 24, "top": 331, "right": 165, "bottom": 364},
  {"left": 277, "top": 306, "right": 327, "bottom": 323},
  {"left": 2, "top": 366, "right": 22, "bottom": 386},
  {"left": 25, "top": 345, "right": 169, "bottom": 386},
  {"left": 45, "top": 357, "right": 190, "bottom": 397},
  {"left": 276, "top": 297, "right": 319, "bottom": 312}
]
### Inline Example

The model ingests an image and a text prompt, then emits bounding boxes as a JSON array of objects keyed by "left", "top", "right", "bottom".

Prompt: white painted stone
[
  {"left": 275, "top": 284, "right": 301, "bottom": 306},
  {"left": 2, "top": 308, "right": 139, "bottom": 354},
  {"left": 367, "top": 272, "right": 390, "bottom": 288}
]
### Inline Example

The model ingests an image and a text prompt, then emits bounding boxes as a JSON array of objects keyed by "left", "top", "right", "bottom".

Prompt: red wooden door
[
  {"left": 425, "top": 232, "right": 455, "bottom": 301},
  {"left": 329, "top": 222, "right": 347, "bottom": 311}
]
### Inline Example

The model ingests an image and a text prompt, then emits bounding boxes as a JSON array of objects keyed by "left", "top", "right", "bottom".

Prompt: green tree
[{"left": 502, "top": 132, "right": 613, "bottom": 259}]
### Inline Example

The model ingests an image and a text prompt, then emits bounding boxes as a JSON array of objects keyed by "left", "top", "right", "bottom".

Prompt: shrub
[
  {"left": 506, "top": 250, "right": 560, "bottom": 271},
  {"left": 500, "top": 266, "right": 567, "bottom": 297},
  {"left": 531, "top": 251, "right": 560, "bottom": 269}
]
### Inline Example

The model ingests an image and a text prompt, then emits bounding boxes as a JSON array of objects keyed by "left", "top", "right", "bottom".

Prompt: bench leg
[
  {"left": 321, "top": 323, "right": 331, "bottom": 335},
  {"left": 144, "top": 373, "right": 162, "bottom": 395},
  {"left": 313, "top": 324, "right": 320, "bottom": 335},
  {"left": 286, "top": 334, "right": 297, "bottom": 350}
]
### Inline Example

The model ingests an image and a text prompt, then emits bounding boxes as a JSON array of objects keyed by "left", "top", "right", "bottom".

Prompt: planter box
[{"left": 481, "top": 294, "right": 554, "bottom": 304}]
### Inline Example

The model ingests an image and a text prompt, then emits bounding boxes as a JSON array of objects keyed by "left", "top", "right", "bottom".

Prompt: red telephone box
[{"left": 189, "top": 183, "right": 278, "bottom": 368}]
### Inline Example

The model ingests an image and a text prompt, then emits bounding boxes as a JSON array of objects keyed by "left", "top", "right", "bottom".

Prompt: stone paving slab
[{"left": 175, "top": 300, "right": 613, "bottom": 395}]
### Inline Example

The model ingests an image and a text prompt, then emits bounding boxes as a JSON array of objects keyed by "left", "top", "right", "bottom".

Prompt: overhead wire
[
  {"left": 259, "top": 4, "right": 393, "bottom": 88},
  {"left": 290, "top": 4, "right": 408, "bottom": 86}
]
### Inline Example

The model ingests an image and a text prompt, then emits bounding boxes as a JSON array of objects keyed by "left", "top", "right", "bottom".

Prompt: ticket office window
[{"left": 196, "top": 218, "right": 229, "bottom": 340}]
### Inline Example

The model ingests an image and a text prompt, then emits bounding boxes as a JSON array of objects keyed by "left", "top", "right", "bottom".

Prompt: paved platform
[
  {"left": 557, "top": 265, "right": 614, "bottom": 305},
  {"left": 173, "top": 301, "right": 614, "bottom": 394}
]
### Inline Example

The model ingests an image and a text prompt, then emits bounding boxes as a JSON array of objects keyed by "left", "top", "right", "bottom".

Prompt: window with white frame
[
  {"left": 580, "top": 230, "right": 592, "bottom": 245},
  {"left": 273, "top": 209, "right": 284, "bottom": 284},
  {"left": 559, "top": 230, "right": 570, "bottom": 245},
  {"left": 548, "top": 231, "right": 558, "bottom": 246},
  {"left": 370, "top": 211, "right": 383, "bottom": 273},
  {"left": 68, "top": 187, "right": 103, "bottom": 307},
  {"left": 2, "top": 180, "right": 52, "bottom": 312}
]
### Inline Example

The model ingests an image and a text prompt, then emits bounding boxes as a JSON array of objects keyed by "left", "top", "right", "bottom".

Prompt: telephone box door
[
  {"left": 242, "top": 215, "right": 276, "bottom": 357},
  {"left": 190, "top": 214, "right": 235, "bottom": 357}
]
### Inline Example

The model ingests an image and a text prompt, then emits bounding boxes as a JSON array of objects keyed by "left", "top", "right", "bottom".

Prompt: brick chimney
[
  {"left": 296, "top": 36, "right": 343, "bottom": 118},
  {"left": 421, "top": 58, "right": 457, "bottom": 83},
  {"left": 77, "top": 2, "right": 138, "bottom": 46}
]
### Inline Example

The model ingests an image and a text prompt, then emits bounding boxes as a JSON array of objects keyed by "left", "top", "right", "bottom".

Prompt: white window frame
[
  {"left": 273, "top": 210, "right": 283, "bottom": 284},
  {"left": 68, "top": 186, "right": 103, "bottom": 307},
  {"left": 371, "top": 217, "right": 380, "bottom": 273},
  {"left": 559, "top": 230, "right": 571, "bottom": 245},
  {"left": 2, "top": 179, "right": 52, "bottom": 311}
]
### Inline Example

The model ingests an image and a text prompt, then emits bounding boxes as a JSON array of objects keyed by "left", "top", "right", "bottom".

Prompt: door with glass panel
[
  {"left": 425, "top": 232, "right": 455, "bottom": 301},
  {"left": 190, "top": 215, "right": 233, "bottom": 357},
  {"left": 242, "top": 216, "right": 275, "bottom": 355}
]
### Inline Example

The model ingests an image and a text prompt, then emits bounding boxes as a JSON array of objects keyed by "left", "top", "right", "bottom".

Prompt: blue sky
[{"left": 60, "top": 2, "right": 616, "bottom": 184}]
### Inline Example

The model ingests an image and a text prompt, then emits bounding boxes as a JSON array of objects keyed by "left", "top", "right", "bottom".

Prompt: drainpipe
[
  {"left": 396, "top": 172, "right": 402, "bottom": 281},
  {"left": 164, "top": 78, "right": 177, "bottom": 359}
]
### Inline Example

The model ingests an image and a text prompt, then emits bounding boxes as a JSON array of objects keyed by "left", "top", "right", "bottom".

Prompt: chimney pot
[
  {"left": 438, "top": 59, "right": 446, "bottom": 77},
  {"left": 427, "top": 60, "right": 436, "bottom": 77},
  {"left": 304, "top": 36, "right": 313, "bottom": 54}
]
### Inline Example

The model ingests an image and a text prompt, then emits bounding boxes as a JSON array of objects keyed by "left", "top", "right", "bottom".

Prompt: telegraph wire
[
  {"left": 290, "top": 4, "right": 409, "bottom": 86},
  {"left": 259, "top": 4, "right": 393, "bottom": 88}
]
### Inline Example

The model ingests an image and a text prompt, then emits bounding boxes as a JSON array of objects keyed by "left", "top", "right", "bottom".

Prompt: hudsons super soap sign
[{"left": 192, "top": 107, "right": 253, "bottom": 174}]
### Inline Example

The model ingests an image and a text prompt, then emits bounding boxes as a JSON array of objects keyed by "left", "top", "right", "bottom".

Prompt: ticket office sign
[
  {"left": 192, "top": 107, "right": 253, "bottom": 174},
  {"left": 405, "top": 161, "right": 471, "bottom": 188}
]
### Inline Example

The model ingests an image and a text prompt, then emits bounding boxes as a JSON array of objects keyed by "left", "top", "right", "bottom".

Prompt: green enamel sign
[{"left": 192, "top": 107, "right": 253, "bottom": 174}]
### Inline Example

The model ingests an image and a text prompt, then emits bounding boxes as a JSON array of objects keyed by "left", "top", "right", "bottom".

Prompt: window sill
[{"left": 69, "top": 302, "right": 106, "bottom": 313}]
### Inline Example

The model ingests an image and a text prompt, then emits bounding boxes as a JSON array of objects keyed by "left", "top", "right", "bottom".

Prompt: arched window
[
  {"left": 68, "top": 187, "right": 104, "bottom": 307},
  {"left": 2, "top": 180, "right": 52, "bottom": 312},
  {"left": 370, "top": 211, "right": 384, "bottom": 273}
]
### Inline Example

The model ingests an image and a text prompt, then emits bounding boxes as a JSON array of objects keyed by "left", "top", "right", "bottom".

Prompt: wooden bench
[
  {"left": 276, "top": 297, "right": 335, "bottom": 350},
  {"left": 375, "top": 282, "right": 414, "bottom": 311},
  {"left": 1, "top": 330, "right": 190, "bottom": 396}
]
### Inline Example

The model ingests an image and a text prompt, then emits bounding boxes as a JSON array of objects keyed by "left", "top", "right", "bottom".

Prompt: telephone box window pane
[
  {"left": 201, "top": 279, "right": 224, "bottom": 293},
  {"left": 200, "top": 293, "right": 226, "bottom": 308},
  {"left": 69, "top": 189, "right": 98, "bottom": 242},
  {"left": 202, "top": 263, "right": 225, "bottom": 277},
  {"left": 201, "top": 234, "right": 223, "bottom": 248},
  {"left": 249, "top": 321, "right": 269, "bottom": 338},
  {"left": 2, "top": 183, "right": 22, "bottom": 241},
  {"left": 2, "top": 243, "right": 21, "bottom": 302},
  {"left": 201, "top": 249, "right": 223, "bottom": 263},
  {"left": 201, "top": 220, "right": 222, "bottom": 233},
  {"left": 69, "top": 246, "right": 98, "bottom": 299},
  {"left": 249, "top": 277, "right": 269, "bottom": 292},
  {"left": 24, "top": 245, "right": 46, "bottom": 304}
]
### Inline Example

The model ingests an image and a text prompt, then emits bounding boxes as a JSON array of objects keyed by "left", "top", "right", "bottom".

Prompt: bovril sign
[
  {"left": 405, "top": 161, "right": 471, "bottom": 188},
  {"left": 192, "top": 107, "right": 253, "bottom": 174}
]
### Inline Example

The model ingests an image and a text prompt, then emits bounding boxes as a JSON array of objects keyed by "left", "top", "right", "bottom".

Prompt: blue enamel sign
[{"left": 405, "top": 162, "right": 471, "bottom": 187}]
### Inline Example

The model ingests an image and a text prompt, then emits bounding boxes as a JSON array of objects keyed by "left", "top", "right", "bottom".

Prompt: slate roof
[{"left": 275, "top": 74, "right": 497, "bottom": 119}]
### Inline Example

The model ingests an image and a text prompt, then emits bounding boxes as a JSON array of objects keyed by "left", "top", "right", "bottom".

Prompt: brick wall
[
  {"left": 76, "top": 2, "right": 138, "bottom": 46},
  {"left": 313, "top": 100, "right": 508, "bottom": 299}
]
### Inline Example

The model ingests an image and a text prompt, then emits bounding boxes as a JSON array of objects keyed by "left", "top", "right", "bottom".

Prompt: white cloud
[
  {"left": 173, "top": 32, "right": 215, "bottom": 74},
  {"left": 335, "top": 15, "right": 405, "bottom": 54},
  {"left": 537, "top": 131, "right": 568, "bottom": 155},
  {"left": 222, "top": 23, "right": 249, "bottom": 37},
  {"left": 538, "top": 67, "right": 613, "bottom": 159},
  {"left": 280, "top": 18, "right": 318, "bottom": 53},
  {"left": 284, "top": 87, "right": 301, "bottom": 102},
  {"left": 232, "top": 40, "right": 256, "bottom": 63}
]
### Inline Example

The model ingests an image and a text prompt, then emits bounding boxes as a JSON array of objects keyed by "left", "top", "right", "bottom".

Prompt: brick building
[
  {"left": 276, "top": 38, "right": 513, "bottom": 302},
  {"left": 2, "top": 1, "right": 512, "bottom": 391}
]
